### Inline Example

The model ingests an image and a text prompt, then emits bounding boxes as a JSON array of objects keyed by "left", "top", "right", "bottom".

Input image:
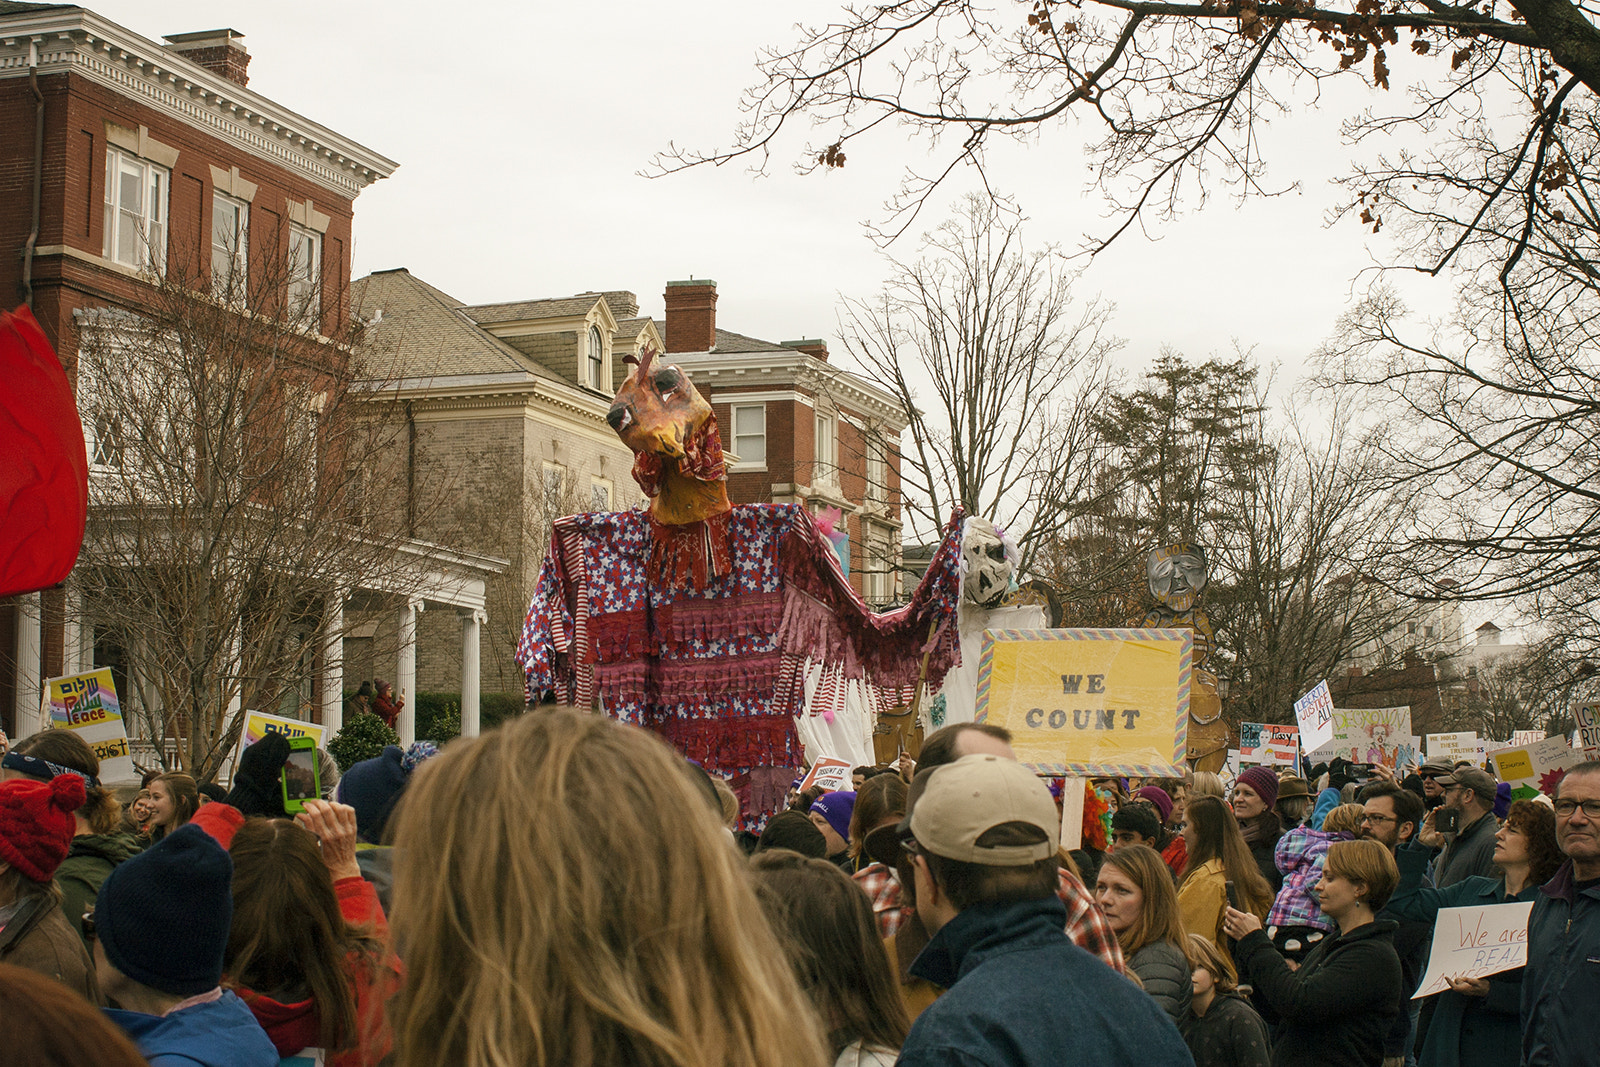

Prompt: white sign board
[
  {"left": 1428, "top": 731, "right": 1487, "bottom": 765},
  {"left": 1239, "top": 723, "right": 1300, "bottom": 768},
  {"left": 1293, "top": 680, "right": 1335, "bottom": 754},
  {"left": 1576, "top": 703, "right": 1600, "bottom": 760},
  {"left": 1412, "top": 901, "right": 1534, "bottom": 999},
  {"left": 799, "top": 757, "right": 852, "bottom": 793},
  {"left": 1305, "top": 705, "right": 1420, "bottom": 772},
  {"left": 1511, "top": 730, "right": 1545, "bottom": 748}
]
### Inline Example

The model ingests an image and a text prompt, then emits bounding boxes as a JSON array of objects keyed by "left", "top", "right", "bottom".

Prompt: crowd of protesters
[{"left": 1, "top": 713, "right": 1598, "bottom": 1067}]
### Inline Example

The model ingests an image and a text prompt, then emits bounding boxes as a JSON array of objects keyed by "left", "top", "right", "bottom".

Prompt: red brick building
[
  {"left": 659, "top": 280, "right": 908, "bottom": 604},
  {"left": 0, "top": 6, "right": 498, "bottom": 749}
]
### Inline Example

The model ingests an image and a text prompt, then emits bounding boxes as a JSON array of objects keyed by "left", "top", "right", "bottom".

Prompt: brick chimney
[
  {"left": 781, "top": 338, "right": 829, "bottom": 361},
  {"left": 663, "top": 279, "right": 717, "bottom": 353},
  {"left": 163, "top": 29, "right": 251, "bottom": 87}
]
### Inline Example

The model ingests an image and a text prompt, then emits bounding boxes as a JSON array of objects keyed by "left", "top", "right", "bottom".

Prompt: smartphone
[
  {"left": 280, "top": 736, "right": 321, "bottom": 815},
  {"left": 1225, "top": 880, "right": 1240, "bottom": 911},
  {"left": 1435, "top": 808, "right": 1461, "bottom": 834}
]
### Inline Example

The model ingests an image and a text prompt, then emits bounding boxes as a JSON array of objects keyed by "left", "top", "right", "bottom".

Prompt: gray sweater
[{"left": 1434, "top": 810, "right": 1499, "bottom": 888}]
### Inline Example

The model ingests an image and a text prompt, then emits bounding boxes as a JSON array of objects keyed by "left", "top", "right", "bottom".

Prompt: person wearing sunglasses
[{"left": 1521, "top": 761, "right": 1600, "bottom": 1067}]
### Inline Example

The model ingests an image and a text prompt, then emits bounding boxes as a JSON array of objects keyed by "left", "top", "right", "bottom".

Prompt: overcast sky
[{"left": 87, "top": 0, "right": 1464, "bottom": 392}]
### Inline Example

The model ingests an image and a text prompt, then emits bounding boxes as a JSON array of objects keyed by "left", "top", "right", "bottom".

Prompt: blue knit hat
[
  {"left": 95, "top": 824, "right": 232, "bottom": 996},
  {"left": 810, "top": 790, "right": 856, "bottom": 842},
  {"left": 337, "top": 742, "right": 439, "bottom": 843}
]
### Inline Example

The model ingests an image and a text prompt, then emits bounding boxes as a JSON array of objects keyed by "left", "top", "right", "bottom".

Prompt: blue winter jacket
[
  {"left": 900, "top": 896, "right": 1194, "bottom": 1067},
  {"left": 1521, "top": 859, "right": 1600, "bottom": 1067},
  {"left": 105, "top": 989, "right": 279, "bottom": 1067}
]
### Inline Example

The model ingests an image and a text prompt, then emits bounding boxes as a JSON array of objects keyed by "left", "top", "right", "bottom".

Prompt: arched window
[{"left": 588, "top": 325, "right": 605, "bottom": 390}]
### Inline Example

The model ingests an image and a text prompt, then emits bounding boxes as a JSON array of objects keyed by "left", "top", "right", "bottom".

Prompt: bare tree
[
  {"left": 72, "top": 225, "right": 447, "bottom": 781},
  {"left": 835, "top": 195, "right": 1119, "bottom": 565}
]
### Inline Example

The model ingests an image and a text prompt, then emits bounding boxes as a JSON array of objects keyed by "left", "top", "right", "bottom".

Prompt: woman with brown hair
[
  {"left": 1094, "top": 843, "right": 1193, "bottom": 1021},
  {"left": 1225, "top": 839, "right": 1403, "bottom": 1067},
  {"left": 387, "top": 708, "right": 831, "bottom": 1067},
  {"left": 1177, "top": 795, "right": 1272, "bottom": 963},
  {"left": 0, "top": 962, "right": 146, "bottom": 1066},
  {"left": 751, "top": 850, "right": 910, "bottom": 1066},
  {"left": 1380, "top": 798, "right": 1560, "bottom": 1067},
  {"left": 848, "top": 773, "right": 909, "bottom": 937},
  {"left": 5, "top": 730, "right": 142, "bottom": 940},
  {"left": 145, "top": 771, "right": 199, "bottom": 841},
  {"left": 225, "top": 799, "right": 401, "bottom": 1066}
]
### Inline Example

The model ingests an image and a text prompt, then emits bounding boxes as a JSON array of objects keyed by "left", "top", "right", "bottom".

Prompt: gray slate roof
[
  {"left": 352, "top": 269, "right": 563, "bottom": 384},
  {"left": 460, "top": 295, "right": 606, "bottom": 325},
  {"left": 0, "top": 3, "right": 72, "bottom": 15},
  {"left": 652, "top": 322, "right": 797, "bottom": 355}
]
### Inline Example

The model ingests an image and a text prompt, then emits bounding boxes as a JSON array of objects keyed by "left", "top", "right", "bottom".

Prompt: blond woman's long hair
[{"left": 388, "top": 709, "right": 831, "bottom": 1067}]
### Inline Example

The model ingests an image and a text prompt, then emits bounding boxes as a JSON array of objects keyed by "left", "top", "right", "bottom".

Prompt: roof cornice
[
  {"left": 669, "top": 350, "right": 908, "bottom": 428},
  {"left": 0, "top": 9, "right": 397, "bottom": 197}
]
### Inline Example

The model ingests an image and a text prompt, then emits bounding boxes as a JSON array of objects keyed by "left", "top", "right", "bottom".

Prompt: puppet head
[
  {"left": 962, "top": 517, "right": 1018, "bottom": 609},
  {"left": 607, "top": 345, "right": 729, "bottom": 525},
  {"left": 1146, "top": 542, "right": 1208, "bottom": 613}
]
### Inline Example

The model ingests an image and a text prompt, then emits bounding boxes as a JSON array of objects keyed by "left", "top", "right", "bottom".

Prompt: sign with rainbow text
[
  {"left": 975, "top": 629, "right": 1190, "bottom": 776},
  {"left": 45, "top": 668, "right": 137, "bottom": 785}
]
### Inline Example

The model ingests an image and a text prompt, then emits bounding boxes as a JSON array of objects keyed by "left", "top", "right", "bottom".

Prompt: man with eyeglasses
[
  {"left": 1358, "top": 779, "right": 1432, "bottom": 1067},
  {"left": 1417, "top": 766, "right": 1500, "bottom": 889},
  {"left": 1522, "top": 760, "right": 1600, "bottom": 1067}
]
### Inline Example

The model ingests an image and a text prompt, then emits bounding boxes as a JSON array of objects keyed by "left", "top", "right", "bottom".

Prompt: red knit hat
[{"left": 0, "top": 773, "right": 87, "bottom": 882}]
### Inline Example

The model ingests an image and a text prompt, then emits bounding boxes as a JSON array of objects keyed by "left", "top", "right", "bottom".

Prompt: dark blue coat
[
  {"left": 1384, "top": 848, "right": 1533, "bottom": 1067},
  {"left": 1521, "top": 859, "right": 1600, "bottom": 1067},
  {"left": 106, "top": 990, "right": 278, "bottom": 1067},
  {"left": 900, "top": 896, "right": 1194, "bottom": 1067}
]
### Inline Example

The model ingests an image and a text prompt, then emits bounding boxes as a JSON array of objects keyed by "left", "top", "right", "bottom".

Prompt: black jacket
[
  {"left": 1129, "top": 940, "right": 1193, "bottom": 1023},
  {"left": 1234, "top": 919, "right": 1401, "bottom": 1067},
  {"left": 1182, "top": 992, "right": 1272, "bottom": 1067},
  {"left": 1521, "top": 860, "right": 1600, "bottom": 1067}
]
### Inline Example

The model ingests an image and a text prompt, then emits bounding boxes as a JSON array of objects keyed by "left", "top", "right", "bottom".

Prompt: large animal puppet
[{"left": 519, "top": 346, "right": 965, "bottom": 814}]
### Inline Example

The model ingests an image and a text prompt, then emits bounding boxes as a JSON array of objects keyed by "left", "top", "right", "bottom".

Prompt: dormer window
[{"left": 588, "top": 325, "right": 605, "bottom": 390}]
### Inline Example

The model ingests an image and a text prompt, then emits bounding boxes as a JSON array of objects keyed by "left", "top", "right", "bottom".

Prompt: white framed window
[
  {"left": 89, "top": 413, "right": 125, "bottom": 470},
  {"left": 287, "top": 224, "right": 322, "bottom": 325},
  {"left": 814, "top": 412, "right": 836, "bottom": 483},
  {"left": 865, "top": 433, "right": 887, "bottom": 503},
  {"left": 863, "top": 526, "right": 892, "bottom": 603},
  {"left": 103, "top": 146, "right": 168, "bottom": 271},
  {"left": 587, "top": 325, "right": 606, "bottom": 390},
  {"left": 541, "top": 463, "right": 566, "bottom": 511},
  {"left": 590, "top": 478, "right": 611, "bottom": 512},
  {"left": 211, "top": 192, "right": 248, "bottom": 299},
  {"left": 733, "top": 404, "right": 766, "bottom": 468}
]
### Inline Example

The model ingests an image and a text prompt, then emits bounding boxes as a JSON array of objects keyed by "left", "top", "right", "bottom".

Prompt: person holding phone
[
  {"left": 1178, "top": 796, "right": 1273, "bottom": 967},
  {"left": 1418, "top": 767, "right": 1500, "bottom": 888},
  {"left": 372, "top": 680, "right": 403, "bottom": 731},
  {"left": 1225, "top": 839, "right": 1403, "bottom": 1067}
]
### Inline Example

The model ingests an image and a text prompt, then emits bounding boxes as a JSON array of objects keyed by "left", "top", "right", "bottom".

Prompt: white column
[
  {"left": 61, "top": 583, "right": 85, "bottom": 676},
  {"left": 12, "top": 593, "right": 43, "bottom": 736},
  {"left": 320, "top": 590, "right": 344, "bottom": 735},
  {"left": 396, "top": 600, "right": 419, "bottom": 746},
  {"left": 460, "top": 609, "right": 484, "bottom": 737}
]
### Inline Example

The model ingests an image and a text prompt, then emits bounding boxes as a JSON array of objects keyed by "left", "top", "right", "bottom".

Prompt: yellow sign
[{"left": 975, "top": 628, "right": 1191, "bottom": 776}]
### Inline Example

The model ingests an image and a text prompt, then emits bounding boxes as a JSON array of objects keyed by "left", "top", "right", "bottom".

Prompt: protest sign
[
  {"left": 1411, "top": 901, "right": 1534, "bottom": 999},
  {"left": 1511, "top": 729, "right": 1545, "bottom": 748},
  {"left": 799, "top": 756, "right": 853, "bottom": 792},
  {"left": 1576, "top": 702, "right": 1600, "bottom": 759},
  {"left": 975, "top": 628, "right": 1189, "bottom": 776},
  {"left": 1294, "top": 681, "right": 1336, "bottom": 753},
  {"left": 1489, "top": 735, "right": 1586, "bottom": 800},
  {"left": 1239, "top": 723, "right": 1300, "bottom": 768},
  {"left": 1428, "top": 731, "right": 1487, "bottom": 765},
  {"left": 1305, "top": 706, "right": 1420, "bottom": 772},
  {"left": 228, "top": 710, "right": 329, "bottom": 782},
  {"left": 44, "top": 668, "right": 137, "bottom": 785}
]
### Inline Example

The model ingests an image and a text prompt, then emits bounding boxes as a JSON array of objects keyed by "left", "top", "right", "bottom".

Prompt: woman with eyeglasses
[{"left": 1382, "top": 798, "right": 1560, "bottom": 1067}]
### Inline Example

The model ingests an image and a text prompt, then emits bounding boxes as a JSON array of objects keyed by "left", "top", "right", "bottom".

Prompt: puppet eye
[{"left": 654, "top": 367, "right": 683, "bottom": 393}]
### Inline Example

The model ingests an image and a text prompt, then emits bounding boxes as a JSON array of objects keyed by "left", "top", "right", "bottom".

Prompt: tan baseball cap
[{"left": 906, "top": 754, "right": 1059, "bottom": 866}]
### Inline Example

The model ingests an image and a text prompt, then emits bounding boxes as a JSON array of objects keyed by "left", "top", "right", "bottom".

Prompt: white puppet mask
[{"left": 962, "top": 518, "right": 1017, "bottom": 609}]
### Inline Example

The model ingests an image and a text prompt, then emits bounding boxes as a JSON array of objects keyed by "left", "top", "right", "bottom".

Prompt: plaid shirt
[
  {"left": 1059, "top": 866, "right": 1126, "bottom": 974},
  {"left": 854, "top": 862, "right": 909, "bottom": 939}
]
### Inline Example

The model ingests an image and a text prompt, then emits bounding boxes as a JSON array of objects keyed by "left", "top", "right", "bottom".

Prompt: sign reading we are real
[
  {"left": 1412, "top": 901, "right": 1534, "bottom": 999},
  {"left": 975, "top": 629, "right": 1190, "bottom": 777}
]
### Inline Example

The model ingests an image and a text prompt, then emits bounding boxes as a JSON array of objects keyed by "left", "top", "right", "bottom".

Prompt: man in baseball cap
[
  {"left": 1425, "top": 765, "right": 1501, "bottom": 888},
  {"left": 895, "top": 754, "right": 1191, "bottom": 1066}
]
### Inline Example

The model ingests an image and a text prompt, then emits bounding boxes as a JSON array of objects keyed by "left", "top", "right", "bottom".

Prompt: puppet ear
[{"left": 682, "top": 411, "right": 726, "bottom": 483}]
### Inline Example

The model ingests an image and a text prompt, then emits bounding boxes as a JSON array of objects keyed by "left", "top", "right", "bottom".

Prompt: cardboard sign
[
  {"left": 1511, "top": 730, "right": 1545, "bottom": 748},
  {"left": 1489, "top": 735, "right": 1586, "bottom": 800},
  {"left": 1294, "top": 681, "right": 1335, "bottom": 753},
  {"left": 44, "top": 668, "right": 137, "bottom": 785},
  {"left": 230, "top": 710, "right": 329, "bottom": 778},
  {"left": 1239, "top": 723, "right": 1300, "bottom": 768},
  {"left": 975, "top": 628, "right": 1189, "bottom": 776},
  {"left": 1305, "top": 706, "right": 1419, "bottom": 772},
  {"left": 1576, "top": 703, "right": 1600, "bottom": 759},
  {"left": 1412, "top": 901, "right": 1534, "bottom": 999},
  {"left": 1428, "top": 731, "right": 1487, "bottom": 765},
  {"left": 799, "top": 756, "right": 853, "bottom": 793}
]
